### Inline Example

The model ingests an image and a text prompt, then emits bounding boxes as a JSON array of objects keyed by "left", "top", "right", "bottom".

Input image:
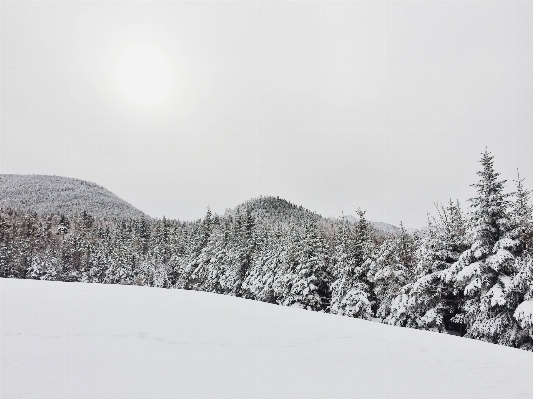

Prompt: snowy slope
[
  {"left": 2, "top": 278, "right": 532, "bottom": 399},
  {"left": 0, "top": 174, "right": 147, "bottom": 219}
]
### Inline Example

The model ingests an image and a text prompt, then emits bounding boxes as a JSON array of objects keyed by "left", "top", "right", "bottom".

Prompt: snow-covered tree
[
  {"left": 389, "top": 201, "right": 468, "bottom": 332},
  {"left": 505, "top": 175, "right": 533, "bottom": 349},
  {"left": 28, "top": 249, "right": 59, "bottom": 281},
  {"left": 273, "top": 220, "right": 331, "bottom": 311},
  {"left": 368, "top": 223, "right": 417, "bottom": 322},
  {"left": 507, "top": 254, "right": 533, "bottom": 350},
  {"left": 446, "top": 150, "right": 519, "bottom": 345},
  {"left": 242, "top": 228, "right": 286, "bottom": 303},
  {"left": 0, "top": 212, "right": 14, "bottom": 278},
  {"left": 103, "top": 223, "right": 135, "bottom": 285},
  {"left": 218, "top": 208, "right": 256, "bottom": 296},
  {"left": 508, "top": 173, "right": 533, "bottom": 254},
  {"left": 176, "top": 210, "right": 215, "bottom": 290},
  {"left": 57, "top": 215, "right": 69, "bottom": 236},
  {"left": 330, "top": 210, "right": 373, "bottom": 320},
  {"left": 187, "top": 224, "right": 227, "bottom": 293}
]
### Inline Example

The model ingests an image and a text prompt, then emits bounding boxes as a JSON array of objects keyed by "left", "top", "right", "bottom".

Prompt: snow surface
[{"left": 1, "top": 278, "right": 533, "bottom": 399}]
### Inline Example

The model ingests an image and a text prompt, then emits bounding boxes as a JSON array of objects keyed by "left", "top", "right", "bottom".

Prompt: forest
[{"left": 1, "top": 150, "right": 532, "bottom": 351}]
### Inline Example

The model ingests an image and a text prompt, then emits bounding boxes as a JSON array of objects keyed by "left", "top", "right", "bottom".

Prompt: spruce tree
[
  {"left": 57, "top": 214, "right": 69, "bottom": 236},
  {"left": 448, "top": 150, "right": 519, "bottom": 345},
  {"left": 330, "top": 209, "right": 373, "bottom": 320},
  {"left": 505, "top": 174, "right": 533, "bottom": 349},
  {"left": 391, "top": 201, "right": 468, "bottom": 332},
  {"left": 179, "top": 209, "right": 215, "bottom": 290},
  {"left": 273, "top": 220, "right": 330, "bottom": 311},
  {"left": 242, "top": 226, "right": 287, "bottom": 304},
  {"left": 508, "top": 173, "right": 533, "bottom": 254},
  {"left": 188, "top": 223, "right": 226, "bottom": 293},
  {"left": 219, "top": 208, "right": 256, "bottom": 296},
  {"left": 0, "top": 212, "right": 14, "bottom": 277},
  {"left": 368, "top": 223, "right": 417, "bottom": 322}
]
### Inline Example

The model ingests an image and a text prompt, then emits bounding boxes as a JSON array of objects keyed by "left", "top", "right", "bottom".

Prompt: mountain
[
  {"left": 233, "top": 195, "right": 321, "bottom": 224},
  {"left": 3, "top": 277, "right": 531, "bottom": 399},
  {"left": 0, "top": 174, "right": 148, "bottom": 219},
  {"left": 0, "top": 174, "right": 420, "bottom": 234},
  {"left": 234, "top": 196, "right": 421, "bottom": 237},
  {"left": 337, "top": 214, "right": 426, "bottom": 236}
]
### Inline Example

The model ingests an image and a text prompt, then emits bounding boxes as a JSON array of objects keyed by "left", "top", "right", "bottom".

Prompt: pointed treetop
[
  {"left": 469, "top": 149, "right": 509, "bottom": 206},
  {"left": 513, "top": 169, "right": 532, "bottom": 217}
]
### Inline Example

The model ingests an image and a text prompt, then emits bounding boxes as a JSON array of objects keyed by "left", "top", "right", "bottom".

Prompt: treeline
[{"left": 0, "top": 150, "right": 532, "bottom": 350}]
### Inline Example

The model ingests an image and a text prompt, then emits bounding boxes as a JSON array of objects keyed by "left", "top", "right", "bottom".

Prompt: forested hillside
[
  {"left": 0, "top": 175, "right": 147, "bottom": 219},
  {"left": 0, "top": 150, "right": 532, "bottom": 350}
]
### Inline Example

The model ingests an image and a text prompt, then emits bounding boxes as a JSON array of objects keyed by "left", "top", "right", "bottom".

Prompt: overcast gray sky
[{"left": 1, "top": 1, "right": 532, "bottom": 227}]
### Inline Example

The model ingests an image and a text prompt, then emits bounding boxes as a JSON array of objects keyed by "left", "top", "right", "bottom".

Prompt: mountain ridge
[
  {"left": 336, "top": 214, "right": 424, "bottom": 236},
  {"left": 0, "top": 174, "right": 147, "bottom": 219},
  {"left": 1, "top": 174, "right": 416, "bottom": 235}
]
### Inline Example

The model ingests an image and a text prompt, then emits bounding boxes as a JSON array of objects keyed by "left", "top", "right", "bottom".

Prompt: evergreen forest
[{"left": 1, "top": 150, "right": 532, "bottom": 351}]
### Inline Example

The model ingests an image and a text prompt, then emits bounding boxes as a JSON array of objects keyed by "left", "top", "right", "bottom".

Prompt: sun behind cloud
[{"left": 116, "top": 45, "right": 172, "bottom": 106}]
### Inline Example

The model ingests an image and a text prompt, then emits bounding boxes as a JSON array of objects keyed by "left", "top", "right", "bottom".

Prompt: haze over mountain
[{"left": 0, "top": 175, "right": 147, "bottom": 220}]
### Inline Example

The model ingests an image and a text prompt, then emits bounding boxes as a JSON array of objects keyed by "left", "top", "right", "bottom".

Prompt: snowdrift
[{"left": 1, "top": 278, "right": 532, "bottom": 399}]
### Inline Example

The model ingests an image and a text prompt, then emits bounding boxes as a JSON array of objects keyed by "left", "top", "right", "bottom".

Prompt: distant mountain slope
[
  {"left": 234, "top": 196, "right": 321, "bottom": 224},
  {"left": 0, "top": 174, "right": 418, "bottom": 233},
  {"left": 235, "top": 196, "right": 419, "bottom": 236},
  {"left": 0, "top": 174, "right": 148, "bottom": 219},
  {"left": 338, "top": 214, "right": 425, "bottom": 236}
]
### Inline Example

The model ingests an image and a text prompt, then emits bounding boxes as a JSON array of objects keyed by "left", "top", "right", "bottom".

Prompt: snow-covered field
[{"left": 1, "top": 278, "right": 532, "bottom": 399}]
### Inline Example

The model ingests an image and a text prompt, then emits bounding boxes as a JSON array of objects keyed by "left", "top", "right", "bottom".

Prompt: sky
[{"left": 1, "top": 1, "right": 532, "bottom": 228}]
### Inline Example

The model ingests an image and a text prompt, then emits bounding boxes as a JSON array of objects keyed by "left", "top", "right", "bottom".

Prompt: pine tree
[
  {"left": 368, "top": 223, "right": 417, "bottom": 322},
  {"left": 180, "top": 209, "right": 215, "bottom": 290},
  {"left": 188, "top": 222, "right": 226, "bottom": 293},
  {"left": 391, "top": 201, "right": 468, "bottom": 332},
  {"left": 242, "top": 227, "right": 285, "bottom": 303},
  {"left": 505, "top": 174, "right": 533, "bottom": 349},
  {"left": 218, "top": 207, "right": 256, "bottom": 296},
  {"left": 16, "top": 212, "right": 41, "bottom": 279},
  {"left": 103, "top": 222, "right": 134, "bottom": 285},
  {"left": 28, "top": 248, "right": 58, "bottom": 281},
  {"left": 330, "top": 209, "right": 373, "bottom": 320},
  {"left": 84, "top": 241, "right": 108, "bottom": 284},
  {"left": 0, "top": 212, "right": 14, "bottom": 277},
  {"left": 508, "top": 255, "right": 533, "bottom": 350},
  {"left": 273, "top": 220, "right": 331, "bottom": 311},
  {"left": 57, "top": 214, "right": 69, "bottom": 236},
  {"left": 447, "top": 150, "right": 519, "bottom": 345},
  {"left": 468, "top": 150, "right": 512, "bottom": 258},
  {"left": 508, "top": 172, "right": 533, "bottom": 254}
]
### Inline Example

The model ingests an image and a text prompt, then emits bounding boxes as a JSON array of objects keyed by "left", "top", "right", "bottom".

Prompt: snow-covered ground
[{"left": 1, "top": 278, "right": 532, "bottom": 399}]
